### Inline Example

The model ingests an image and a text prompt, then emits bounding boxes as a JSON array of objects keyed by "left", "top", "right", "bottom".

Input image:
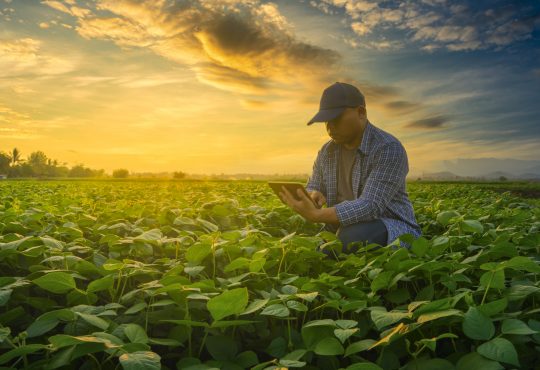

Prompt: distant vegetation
[
  {"left": 0, "top": 148, "right": 106, "bottom": 178},
  {"left": 112, "top": 168, "right": 129, "bottom": 178},
  {"left": 0, "top": 148, "right": 187, "bottom": 180}
]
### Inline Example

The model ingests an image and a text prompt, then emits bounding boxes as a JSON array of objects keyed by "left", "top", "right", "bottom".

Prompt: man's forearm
[{"left": 314, "top": 207, "right": 340, "bottom": 225}]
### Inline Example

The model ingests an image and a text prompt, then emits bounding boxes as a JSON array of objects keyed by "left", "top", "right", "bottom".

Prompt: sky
[{"left": 1, "top": 0, "right": 539, "bottom": 177}]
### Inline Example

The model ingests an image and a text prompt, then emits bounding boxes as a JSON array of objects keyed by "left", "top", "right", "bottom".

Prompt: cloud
[
  {"left": 240, "top": 99, "right": 268, "bottom": 109},
  {"left": 76, "top": 17, "right": 155, "bottom": 47},
  {"left": 310, "top": 0, "right": 540, "bottom": 52},
  {"left": 486, "top": 15, "right": 540, "bottom": 46},
  {"left": 405, "top": 114, "right": 449, "bottom": 129},
  {"left": 43, "top": 0, "right": 341, "bottom": 100},
  {"left": 0, "top": 37, "right": 75, "bottom": 77},
  {"left": 385, "top": 100, "right": 421, "bottom": 113},
  {"left": 41, "top": 1, "right": 91, "bottom": 18}
]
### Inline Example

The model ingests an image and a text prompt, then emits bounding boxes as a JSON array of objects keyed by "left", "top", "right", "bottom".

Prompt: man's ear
[{"left": 357, "top": 105, "right": 366, "bottom": 118}]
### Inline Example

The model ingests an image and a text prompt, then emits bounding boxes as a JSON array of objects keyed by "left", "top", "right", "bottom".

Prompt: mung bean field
[{"left": 0, "top": 180, "right": 539, "bottom": 370}]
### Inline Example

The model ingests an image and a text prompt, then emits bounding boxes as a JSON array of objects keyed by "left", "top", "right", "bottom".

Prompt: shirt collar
[{"left": 358, "top": 119, "right": 373, "bottom": 156}]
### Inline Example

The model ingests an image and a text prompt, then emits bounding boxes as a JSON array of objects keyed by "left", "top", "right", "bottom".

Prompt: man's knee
[{"left": 336, "top": 220, "right": 388, "bottom": 253}]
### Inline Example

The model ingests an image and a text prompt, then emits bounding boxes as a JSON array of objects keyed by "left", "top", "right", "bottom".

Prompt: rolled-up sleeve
[
  {"left": 305, "top": 148, "right": 325, "bottom": 195},
  {"left": 335, "top": 142, "right": 408, "bottom": 226}
]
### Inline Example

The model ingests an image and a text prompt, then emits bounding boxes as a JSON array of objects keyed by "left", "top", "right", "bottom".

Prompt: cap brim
[{"left": 307, "top": 107, "right": 346, "bottom": 125}]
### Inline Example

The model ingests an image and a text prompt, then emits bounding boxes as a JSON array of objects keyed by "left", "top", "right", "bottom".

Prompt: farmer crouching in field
[{"left": 279, "top": 82, "right": 422, "bottom": 257}]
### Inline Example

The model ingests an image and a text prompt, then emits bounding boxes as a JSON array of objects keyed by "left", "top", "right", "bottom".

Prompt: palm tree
[{"left": 8, "top": 148, "right": 22, "bottom": 167}]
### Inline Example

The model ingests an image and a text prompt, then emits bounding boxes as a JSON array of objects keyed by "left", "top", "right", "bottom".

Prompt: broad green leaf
[
  {"left": 371, "top": 271, "right": 394, "bottom": 293},
  {"left": 286, "top": 300, "right": 308, "bottom": 312},
  {"left": 119, "top": 351, "right": 161, "bottom": 370},
  {"left": 124, "top": 323, "right": 149, "bottom": 344},
  {"left": 224, "top": 257, "right": 250, "bottom": 272},
  {"left": 502, "top": 256, "right": 540, "bottom": 273},
  {"left": 460, "top": 219, "right": 483, "bottom": 234},
  {"left": 479, "top": 270, "right": 505, "bottom": 290},
  {"left": 477, "top": 338, "right": 519, "bottom": 367},
  {"left": 345, "top": 339, "right": 377, "bottom": 357},
  {"left": 279, "top": 359, "right": 306, "bottom": 368},
  {"left": 295, "top": 292, "right": 319, "bottom": 302},
  {"left": 345, "top": 363, "right": 383, "bottom": 370},
  {"left": 0, "top": 289, "right": 12, "bottom": 306},
  {"left": 206, "top": 287, "right": 248, "bottom": 321},
  {"left": 335, "top": 320, "right": 358, "bottom": 329},
  {"left": 411, "top": 237, "right": 429, "bottom": 257},
  {"left": 249, "top": 258, "right": 266, "bottom": 272},
  {"left": 313, "top": 337, "right": 344, "bottom": 356},
  {"left": 125, "top": 302, "right": 147, "bottom": 315},
  {"left": 501, "top": 319, "right": 538, "bottom": 335},
  {"left": 403, "top": 358, "right": 455, "bottom": 370},
  {"left": 436, "top": 211, "right": 460, "bottom": 226},
  {"left": 87, "top": 275, "right": 114, "bottom": 293},
  {"left": 417, "top": 309, "right": 463, "bottom": 323},
  {"left": 134, "top": 229, "right": 162, "bottom": 242},
  {"left": 240, "top": 298, "right": 269, "bottom": 315},
  {"left": 334, "top": 328, "right": 358, "bottom": 343},
  {"left": 185, "top": 243, "right": 212, "bottom": 264},
  {"left": 462, "top": 307, "right": 495, "bottom": 341},
  {"left": 48, "top": 334, "right": 117, "bottom": 349},
  {"left": 371, "top": 308, "right": 409, "bottom": 330},
  {"left": 26, "top": 308, "right": 77, "bottom": 338},
  {"left": 478, "top": 298, "right": 508, "bottom": 317},
  {"left": 260, "top": 303, "right": 290, "bottom": 318},
  {"left": 33, "top": 272, "right": 76, "bottom": 294},
  {"left": 76, "top": 312, "right": 109, "bottom": 330},
  {"left": 456, "top": 352, "right": 503, "bottom": 370},
  {"left": 0, "top": 344, "right": 47, "bottom": 365}
]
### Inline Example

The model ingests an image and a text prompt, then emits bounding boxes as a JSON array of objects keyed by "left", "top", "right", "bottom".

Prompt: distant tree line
[{"left": 0, "top": 148, "right": 106, "bottom": 178}]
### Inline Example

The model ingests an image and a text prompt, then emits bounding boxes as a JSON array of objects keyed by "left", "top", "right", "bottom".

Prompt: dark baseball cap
[{"left": 307, "top": 82, "right": 365, "bottom": 125}]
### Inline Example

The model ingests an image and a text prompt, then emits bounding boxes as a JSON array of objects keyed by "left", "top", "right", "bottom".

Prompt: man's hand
[
  {"left": 279, "top": 186, "right": 320, "bottom": 223},
  {"left": 279, "top": 186, "right": 340, "bottom": 225},
  {"left": 309, "top": 190, "right": 326, "bottom": 209}
]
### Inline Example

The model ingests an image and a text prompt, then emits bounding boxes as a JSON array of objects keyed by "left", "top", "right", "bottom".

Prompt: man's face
[{"left": 325, "top": 106, "right": 365, "bottom": 143}]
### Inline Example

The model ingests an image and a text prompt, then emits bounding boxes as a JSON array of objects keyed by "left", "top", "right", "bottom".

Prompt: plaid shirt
[{"left": 306, "top": 119, "right": 422, "bottom": 248}]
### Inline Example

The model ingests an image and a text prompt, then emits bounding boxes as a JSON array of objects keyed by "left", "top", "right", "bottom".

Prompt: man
[{"left": 279, "top": 81, "right": 422, "bottom": 255}]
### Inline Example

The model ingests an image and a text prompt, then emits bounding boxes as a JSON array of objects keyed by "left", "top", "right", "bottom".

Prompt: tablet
[{"left": 268, "top": 182, "right": 318, "bottom": 207}]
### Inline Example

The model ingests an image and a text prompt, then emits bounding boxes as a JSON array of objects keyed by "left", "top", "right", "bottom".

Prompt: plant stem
[{"left": 481, "top": 271, "right": 495, "bottom": 305}]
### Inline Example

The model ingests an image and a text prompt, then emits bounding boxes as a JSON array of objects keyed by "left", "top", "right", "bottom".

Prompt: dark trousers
[{"left": 318, "top": 219, "right": 388, "bottom": 258}]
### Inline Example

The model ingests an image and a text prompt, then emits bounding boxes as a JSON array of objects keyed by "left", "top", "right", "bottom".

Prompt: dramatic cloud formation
[{"left": 43, "top": 0, "right": 342, "bottom": 99}]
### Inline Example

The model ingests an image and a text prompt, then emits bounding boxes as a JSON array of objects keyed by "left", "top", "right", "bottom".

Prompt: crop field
[{"left": 0, "top": 180, "right": 539, "bottom": 370}]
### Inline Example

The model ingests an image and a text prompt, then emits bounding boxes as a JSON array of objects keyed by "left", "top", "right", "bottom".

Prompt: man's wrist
[{"left": 312, "top": 207, "right": 339, "bottom": 224}]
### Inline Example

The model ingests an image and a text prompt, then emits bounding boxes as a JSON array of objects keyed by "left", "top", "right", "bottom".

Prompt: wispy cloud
[
  {"left": 0, "top": 37, "right": 76, "bottom": 77},
  {"left": 405, "top": 114, "right": 449, "bottom": 129},
  {"left": 310, "top": 0, "right": 540, "bottom": 52}
]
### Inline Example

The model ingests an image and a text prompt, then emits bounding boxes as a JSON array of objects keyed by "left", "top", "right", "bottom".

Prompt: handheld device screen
[{"left": 268, "top": 182, "right": 318, "bottom": 208}]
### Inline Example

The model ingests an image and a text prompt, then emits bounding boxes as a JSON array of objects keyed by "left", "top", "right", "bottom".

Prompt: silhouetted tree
[
  {"left": 113, "top": 168, "right": 129, "bottom": 178},
  {"left": 8, "top": 148, "right": 22, "bottom": 167},
  {"left": 173, "top": 171, "right": 186, "bottom": 179}
]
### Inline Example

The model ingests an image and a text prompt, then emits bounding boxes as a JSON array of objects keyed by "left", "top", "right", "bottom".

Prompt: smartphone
[{"left": 268, "top": 182, "right": 318, "bottom": 208}]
